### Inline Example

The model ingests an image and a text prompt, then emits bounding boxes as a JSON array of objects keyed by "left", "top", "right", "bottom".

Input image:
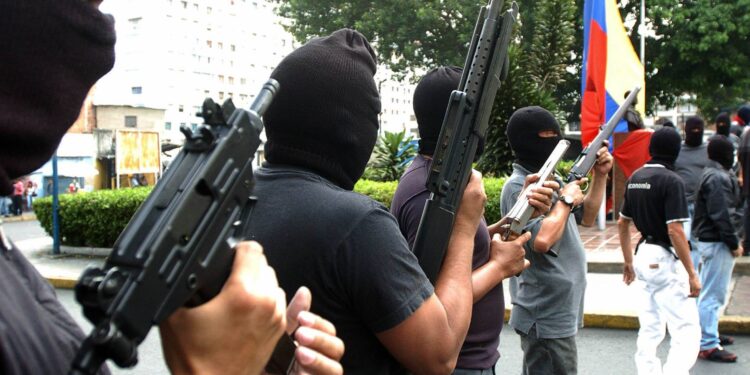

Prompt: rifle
[
  {"left": 411, "top": 0, "right": 519, "bottom": 284},
  {"left": 566, "top": 86, "right": 641, "bottom": 183},
  {"left": 499, "top": 140, "right": 570, "bottom": 243},
  {"left": 69, "top": 79, "right": 297, "bottom": 375}
]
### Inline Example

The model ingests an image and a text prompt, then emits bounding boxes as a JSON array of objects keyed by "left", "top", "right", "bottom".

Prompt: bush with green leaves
[
  {"left": 34, "top": 187, "right": 152, "bottom": 247},
  {"left": 33, "top": 177, "right": 509, "bottom": 247}
]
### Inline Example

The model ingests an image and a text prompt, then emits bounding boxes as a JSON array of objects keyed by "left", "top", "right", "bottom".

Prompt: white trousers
[{"left": 633, "top": 243, "right": 700, "bottom": 375}]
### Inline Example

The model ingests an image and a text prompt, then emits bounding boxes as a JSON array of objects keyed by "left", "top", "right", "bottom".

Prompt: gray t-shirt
[
  {"left": 500, "top": 164, "right": 587, "bottom": 339},
  {"left": 674, "top": 143, "right": 708, "bottom": 203}
]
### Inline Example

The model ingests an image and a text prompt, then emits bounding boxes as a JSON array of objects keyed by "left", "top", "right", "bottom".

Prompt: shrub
[
  {"left": 33, "top": 177, "right": 508, "bottom": 247},
  {"left": 34, "top": 187, "right": 152, "bottom": 247}
]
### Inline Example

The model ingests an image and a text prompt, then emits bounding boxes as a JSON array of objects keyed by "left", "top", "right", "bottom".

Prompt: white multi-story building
[
  {"left": 97, "top": 0, "right": 296, "bottom": 143},
  {"left": 376, "top": 70, "right": 418, "bottom": 136},
  {"left": 97, "top": 0, "right": 418, "bottom": 143}
]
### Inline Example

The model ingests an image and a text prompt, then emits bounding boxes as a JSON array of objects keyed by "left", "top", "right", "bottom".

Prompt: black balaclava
[
  {"left": 715, "top": 113, "right": 731, "bottom": 136},
  {"left": 413, "top": 66, "right": 462, "bottom": 155},
  {"left": 264, "top": 29, "right": 381, "bottom": 191},
  {"left": 707, "top": 135, "right": 734, "bottom": 170},
  {"left": 0, "top": 0, "right": 116, "bottom": 195},
  {"left": 506, "top": 106, "right": 562, "bottom": 172},
  {"left": 648, "top": 128, "right": 682, "bottom": 169},
  {"left": 684, "top": 116, "right": 705, "bottom": 147},
  {"left": 738, "top": 105, "right": 750, "bottom": 126},
  {"left": 663, "top": 121, "right": 675, "bottom": 128}
]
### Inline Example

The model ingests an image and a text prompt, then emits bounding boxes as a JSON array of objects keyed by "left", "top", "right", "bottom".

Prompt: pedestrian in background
[
  {"left": 694, "top": 136, "right": 743, "bottom": 362},
  {"left": 737, "top": 105, "right": 750, "bottom": 257},
  {"left": 674, "top": 116, "right": 708, "bottom": 267},
  {"left": 11, "top": 180, "right": 23, "bottom": 216},
  {"left": 25, "top": 180, "right": 36, "bottom": 211},
  {"left": 618, "top": 128, "right": 701, "bottom": 375}
]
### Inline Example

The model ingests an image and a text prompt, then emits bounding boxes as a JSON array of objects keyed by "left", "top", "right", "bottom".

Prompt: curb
[{"left": 46, "top": 280, "right": 750, "bottom": 334}]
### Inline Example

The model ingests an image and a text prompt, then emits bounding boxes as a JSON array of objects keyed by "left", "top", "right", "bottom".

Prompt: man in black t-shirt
[
  {"left": 618, "top": 128, "right": 701, "bottom": 375},
  {"left": 241, "top": 30, "right": 488, "bottom": 374}
]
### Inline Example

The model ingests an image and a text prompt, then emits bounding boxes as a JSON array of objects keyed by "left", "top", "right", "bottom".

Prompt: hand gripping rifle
[
  {"left": 70, "top": 79, "right": 297, "bottom": 375},
  {"left": 566, "top": 86, "right": 641, "bottom": 183},
  {"left": 411, "top": 0, "right": 519, "bottom": 284},
  {"left": 498, "top": 140, "right": 570, "bottom": 246}
]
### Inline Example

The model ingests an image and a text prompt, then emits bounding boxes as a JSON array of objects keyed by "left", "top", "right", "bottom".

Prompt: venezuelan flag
[{"left": 581, "top": 0, "right": 645, "bottom": 146}]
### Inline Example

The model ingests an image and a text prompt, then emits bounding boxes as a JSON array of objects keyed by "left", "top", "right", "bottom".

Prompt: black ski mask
[
  {"left": 707, "top": 135, "right": 734, "bottom": 170},
  {"left": 648, "top": 128, "right": 682, "bottom": 169},
  {"left": 0, "top": 0, "right": 116, "bottom": 194},
  {"left": 715, "top": 113, "right": 731, "bottom": 137},
  {"left": 506, "top": 106, "right": 562, "bottom": 172},
  {"left": 684, "top": 116, "right": 704, "bottom": 147}
]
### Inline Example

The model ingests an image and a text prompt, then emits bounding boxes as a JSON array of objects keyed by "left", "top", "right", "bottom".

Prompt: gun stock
[
  {"left": 412, "top": 0, "right": 519, "bottom": 284},
  {"left": 69, "top": 79, "right": 296, "bottom": 375}
]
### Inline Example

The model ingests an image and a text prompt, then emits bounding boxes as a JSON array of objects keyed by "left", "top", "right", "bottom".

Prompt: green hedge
[
  {"left": 34, "top": 187, "right": 153, "bottom": 247},
  {"left": 34, "top": 178, "right": 508, "bottom": 247}
]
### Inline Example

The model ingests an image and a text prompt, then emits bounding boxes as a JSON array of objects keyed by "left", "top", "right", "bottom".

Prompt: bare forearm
[
  {"left": 617, "top": 218, "right": 633, "bottom": 264},
  {"left": 433, "top": 228, "right": 474, "bottom": 356},
  {"left": 534, "top": 202, "right": 570, "bottom": 252},
  {"left": 582, "top": 173, "right": 607, "bottom": 226},
  {"left": 470, "top": 261, "right": 505, "bottom": 301}
]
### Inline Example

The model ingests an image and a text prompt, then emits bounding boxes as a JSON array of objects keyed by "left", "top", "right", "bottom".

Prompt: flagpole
[{"left": 640, "top": 0, "right": 645, "bottom": 64}]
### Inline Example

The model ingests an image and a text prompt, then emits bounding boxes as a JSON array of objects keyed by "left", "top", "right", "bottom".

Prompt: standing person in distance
[
  {"left": 501, "top": 106, "right": 613, "bottom": 375},
  {"left": 737, "top": 105, "right": 750, "bottom": 257},
  {"left": 693, "top": 136, "right": 743, "bottom": 363},
  {"left": 674, "top": 116, "right": 709, "bottom": 267},
  {"left": 618, "top": 128, "right": 701, "bottom": 375},
  {"left": 391, "top": 66, "right": 558, "bottom": 374}
]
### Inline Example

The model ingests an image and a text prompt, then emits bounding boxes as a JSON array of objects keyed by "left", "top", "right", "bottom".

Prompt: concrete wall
[{"left": 95, "top": 106, "right": 165, "bottom": 134}]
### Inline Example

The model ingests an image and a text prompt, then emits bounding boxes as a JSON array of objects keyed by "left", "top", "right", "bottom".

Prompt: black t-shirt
[
  {"left": 0, "top": 230, "right": 110, "bottom": 375},
  {"left": 242, "top": 164, "right": 434, "bottom": 374},
  {"left": 620, "top": 163, "right": 690, "bottom": 245}
]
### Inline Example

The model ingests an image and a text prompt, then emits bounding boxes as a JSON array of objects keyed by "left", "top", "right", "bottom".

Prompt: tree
[
  {"left": 277, "top": 0, "right": 578, "bottom": 175},
  {"left": 616, "top": 0, "right": 750, "bottom": 117}
]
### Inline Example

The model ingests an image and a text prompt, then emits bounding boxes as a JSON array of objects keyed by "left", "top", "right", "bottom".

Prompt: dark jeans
[
  {"left": 518, "top": 326, "right": 578, "bottom": 375},
  {"left": 744, "top": 199, "right": 750, "bottom": 254},
  {"left": 10, "top": 195, "right": 22, "bottom": 215}
]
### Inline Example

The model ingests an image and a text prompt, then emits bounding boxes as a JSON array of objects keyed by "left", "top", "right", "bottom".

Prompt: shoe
[
  {"left": 698, "top": 347, "right": 737, "bottom": 363},
  {"left": 720, "top": 335, "right": 735, "bottom": 346}
]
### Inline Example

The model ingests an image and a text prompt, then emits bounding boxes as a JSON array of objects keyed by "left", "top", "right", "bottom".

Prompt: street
[{"left": 56, "top": 289, "right": 749, "bottom": 374}]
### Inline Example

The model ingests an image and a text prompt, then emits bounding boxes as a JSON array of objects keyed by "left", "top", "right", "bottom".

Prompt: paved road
[{"left": 57, "top": 290, "right": 748, "bottom": 375}]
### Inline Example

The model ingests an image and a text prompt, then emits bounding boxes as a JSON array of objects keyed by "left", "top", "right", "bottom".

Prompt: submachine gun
[
  {"left": 411, "top": 0, "right": 519, "bottom": 284},
  {"left": 566, "top": 86, "right": 641, "bottom": 183},
  {"left": 69, "top": 79, "right": 297, "bottom": 375}
]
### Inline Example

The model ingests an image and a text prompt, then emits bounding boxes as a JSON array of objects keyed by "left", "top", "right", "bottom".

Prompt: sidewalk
[{"left": 4, "top": 217, "right": 750, "bottom": 334}]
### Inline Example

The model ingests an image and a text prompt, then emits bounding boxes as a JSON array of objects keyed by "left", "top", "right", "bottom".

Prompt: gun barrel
[
  {"left": 567, "top": 85, "right": 641, "bottom": 182},
  {"left": 250, "top": 79, "right": 280, "bottom": 116}
]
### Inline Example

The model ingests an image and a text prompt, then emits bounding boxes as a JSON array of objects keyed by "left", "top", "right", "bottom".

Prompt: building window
[
  {"left": 218, "top": 75, "right": 225, "bottom": 83},
  {"left": 228, "top": 76, "right": 234, "bottom": 84},
  {"left": 180, "top": 122, "right": 186, "bottom": 130},
  {"left": 230, "top": 44, "right": 236, "bottom": 52},
  {"left": 181, "top": 1, "right": 187, "bottom": 9},
  {"left": 240, "top": 77, "right": 247, "bottom": 85},
  {"left": 165, "top": 122, "right": 172, "bottom": 130},
  {"left": 131, "top": 86, "right": 142, "bottom": 94},
  {"left": 179, "top": 105, "right": 184, "bottom": 112},
  {"left": 218, "top": 91, "right": 224, "bottom": 100},
  {"left": 206, "top": 40, "right": 212, "bottom": 48},
  {"left": 207, "top": 6, "right": 212, "bottom": 14},
  {"left": 218, "top": 42, "right": 223, "bottom": 50},
  {"left": 125, "top": 116, "right": 137, "bottom": 128}
]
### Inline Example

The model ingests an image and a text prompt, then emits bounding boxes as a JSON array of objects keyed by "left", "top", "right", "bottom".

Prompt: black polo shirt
[{"left": 620, "top": 163, "right": 690, "bottom": 245}]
